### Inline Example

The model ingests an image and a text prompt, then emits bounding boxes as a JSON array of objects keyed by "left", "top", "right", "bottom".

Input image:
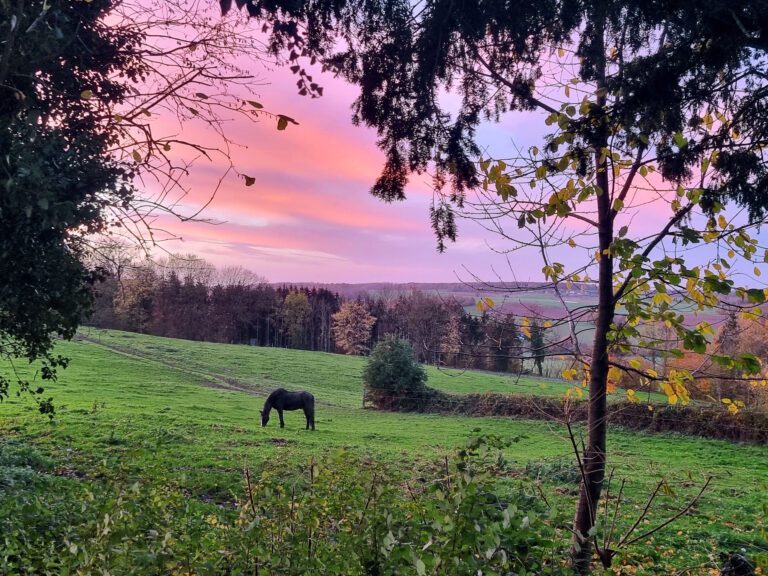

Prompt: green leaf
[
  {"left": 415, "top": 558, "right": 426, "bottom": 576},
  {"left": 673, "top": 132, "right": 688, "bottom": 148},
  {"left": 739, "top": 353, "right": 762, "bottom": 374},
  {"left": 746, "top": 289, "right": 766, "bottom": 304}
]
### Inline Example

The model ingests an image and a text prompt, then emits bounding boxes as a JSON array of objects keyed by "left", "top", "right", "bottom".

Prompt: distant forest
[{"left": 84, "top": 253, "right": 552, "bottom": 374}]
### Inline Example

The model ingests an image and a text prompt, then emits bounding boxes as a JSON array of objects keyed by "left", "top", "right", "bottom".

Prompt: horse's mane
[{"left": 264, "top": 388, "right": 287, "bottom": 407}]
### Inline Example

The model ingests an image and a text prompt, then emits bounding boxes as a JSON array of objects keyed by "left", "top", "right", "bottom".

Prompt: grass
[{"left": 1, "top": 329, "right": 766, "bottom": 574}]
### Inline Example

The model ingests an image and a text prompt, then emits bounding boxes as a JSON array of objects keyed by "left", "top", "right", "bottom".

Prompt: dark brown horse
[{"left": 260, "top": 388, "right": 315, "bottom": 430}]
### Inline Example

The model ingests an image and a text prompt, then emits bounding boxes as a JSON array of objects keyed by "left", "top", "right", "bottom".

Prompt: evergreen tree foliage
[
  {"left": 363, "top": 335, "right": 429, "bottom": 410},
  {"left": 530, "top": 319, "right": 545, "bottom": 377},
  {"left": 0, "top": 0, "right": 142, "bottom": 412}
]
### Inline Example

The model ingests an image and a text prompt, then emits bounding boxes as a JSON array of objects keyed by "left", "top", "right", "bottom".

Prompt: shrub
[
  {"left": 0, "top": 437, "right": 566, "bottom": 575},
  {"left": 363, "top": 335, "right": 430, "bottom": 410}
]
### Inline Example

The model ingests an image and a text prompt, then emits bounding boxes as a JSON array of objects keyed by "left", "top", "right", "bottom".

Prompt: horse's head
[{"left": 260, "top": 409, "right": 269, "bottom": 427}]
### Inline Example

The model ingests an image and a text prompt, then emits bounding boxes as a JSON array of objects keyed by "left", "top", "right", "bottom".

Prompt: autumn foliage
[{"left": 331, "top": 301, "right": 376, "bottom": 355}]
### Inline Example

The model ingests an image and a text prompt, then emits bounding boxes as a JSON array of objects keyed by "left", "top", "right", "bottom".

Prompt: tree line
[{"left": 84, "top": 251, "right": 550, "bottom": 373}]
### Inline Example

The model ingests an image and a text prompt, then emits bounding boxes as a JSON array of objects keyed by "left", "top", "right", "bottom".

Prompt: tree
[
  {"left": 114, "top": 262, "right": 158, "bottom": 334},
  {"left": 234, "top": 1, "right": 768, "bottom": 570},
  {"left": 484, "top": 313, "right": 523, "bottom": 373},
  {"left": 332, "top": 301, "right": 377, "bottom": 355},
  {"left": 0, "top": 0, "right": 142, "bottom": 412},
  {"left": 363, "top": 336, "right": 428, "bottom": 411},
  {"left": 529, "top": 319, "right": 545, "bottom": 377},
  {"left": 391, "top": 291, "right": 452, "bottom": 364},
  {"left": 439, "top": 312, "right": 463, "bottom": 367},
  {"left": 0, "top": 0, "right": 288, "bottom": 411},
  {"left": 281, "top": 291, "right": 312, "bottom": 349}
]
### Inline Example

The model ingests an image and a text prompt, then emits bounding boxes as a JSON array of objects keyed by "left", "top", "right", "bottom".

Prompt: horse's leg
[
  {"left": 278, "top": 409, "right": 284, "bottom": 428},
  {"left": 308, "top": 407, "right": 315, "bottom": 431},
  {"left": 303, "top": 407, "right": 311, "bottom": 430}
]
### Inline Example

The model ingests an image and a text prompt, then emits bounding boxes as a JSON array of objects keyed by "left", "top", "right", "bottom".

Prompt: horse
[{"left": 260, "top": 388, "right": 315, "bottom": 430}]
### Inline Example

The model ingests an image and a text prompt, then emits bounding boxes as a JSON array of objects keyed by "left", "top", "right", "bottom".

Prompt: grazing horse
[{"left": 260, "top": 388, "right": 315, "bottom": 430}]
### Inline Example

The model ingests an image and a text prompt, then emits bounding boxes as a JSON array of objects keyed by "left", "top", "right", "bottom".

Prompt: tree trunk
[
  {"left": 571, "top": 206, "right": 613, "bottom": 573},
  {"left": 571, "top": 6, "right": 612, "bottom": 573}
]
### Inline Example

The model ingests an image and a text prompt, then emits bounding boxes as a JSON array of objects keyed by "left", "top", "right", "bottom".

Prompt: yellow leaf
[
  {"left": 652, "top": 292, "right": 673, "bottom": 306},
  {"left": 562, "top": 368, "right": 578, "bottom": 381},
  {"left": 629, "top": 358, "right": 641, "bottom": 370},
  {"left": 718, "top": 215, "right": 728, "bottom": 229},
  {"left": 568, "top": 238, "right": 576, "bottom": 248},
  {"left": 132, "top": 150, "right": 142, "bottom": 163},
  {"left": 558, "top": 47, "right": 565, "bottom": 57},
  {"left": 626, "top": 389, "right": 638, "bottom": 402},
  {"left": 80, "top": 89, "right": 94, "bottom": 100}
]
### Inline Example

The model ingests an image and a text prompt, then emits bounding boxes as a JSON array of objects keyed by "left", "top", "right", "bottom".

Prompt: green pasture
[{"left": 1, "top": 329, "right": 766, "bottom": 573}]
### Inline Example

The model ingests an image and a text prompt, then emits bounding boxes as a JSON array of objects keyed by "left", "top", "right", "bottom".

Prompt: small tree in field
[
  {"left": 363, "top": 336, "right": 428, "bottom": 411},
  {"left": 332, "top": 301, "right": 377, "bottom": 355}
]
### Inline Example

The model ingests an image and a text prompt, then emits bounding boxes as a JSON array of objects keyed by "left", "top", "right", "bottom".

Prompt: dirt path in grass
[
  {"left": 77, "top": 334, "right": 272, "bottom": 397},
  {"left": 77, "top": 334, "right": 340, "bottom": 407}
]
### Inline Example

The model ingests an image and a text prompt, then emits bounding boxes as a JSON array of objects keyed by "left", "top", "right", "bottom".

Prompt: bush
[
  {"left": 0, "top": 437, "right": 566, "bottom": 575},
  {"left": 363, "top": 335, "right": 430, "bottom": 410}
]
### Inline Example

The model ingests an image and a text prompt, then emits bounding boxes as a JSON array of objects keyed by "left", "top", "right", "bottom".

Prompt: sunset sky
[
  {"left": 138, "top": 12, "right": 724, "bottom": 286},
  {"left": 144, "top": 44, "right": 559, "bottom": 284}
]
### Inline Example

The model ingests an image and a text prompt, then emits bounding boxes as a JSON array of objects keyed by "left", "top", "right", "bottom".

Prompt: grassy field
[{"left": 1, "top": 329, "right": 766, "bottom": 574}]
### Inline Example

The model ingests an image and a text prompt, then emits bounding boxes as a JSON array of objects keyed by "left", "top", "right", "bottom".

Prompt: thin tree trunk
[{"left": 572, "top": 6, "right": 612, "bottom": 573}]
